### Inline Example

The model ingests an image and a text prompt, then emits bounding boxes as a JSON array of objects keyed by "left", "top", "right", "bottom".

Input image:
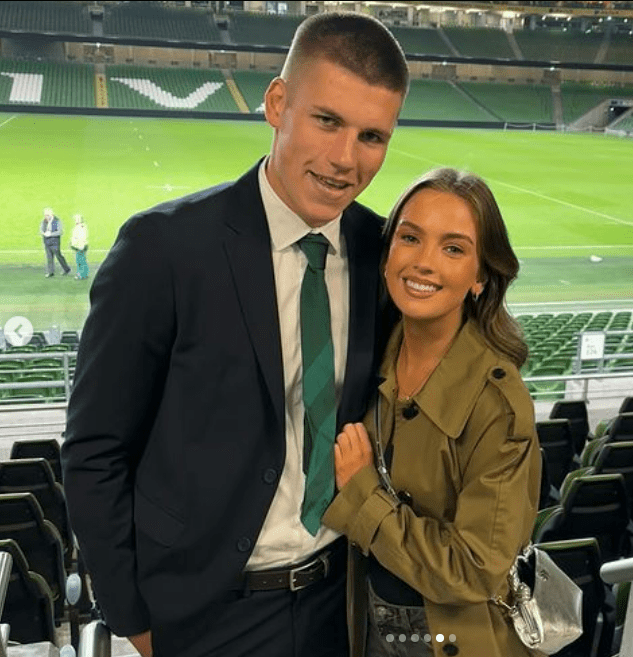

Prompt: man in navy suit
[{"left": 62, "top": 12, "right": 408, "bottom": 657}]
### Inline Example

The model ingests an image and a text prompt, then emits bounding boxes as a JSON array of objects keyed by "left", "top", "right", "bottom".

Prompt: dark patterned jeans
[{"left": 366, "top": 580, "right": 433, "bottom": 657}]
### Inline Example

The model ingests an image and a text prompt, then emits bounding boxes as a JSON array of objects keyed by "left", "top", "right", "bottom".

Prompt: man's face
[{"left": 264, "top": 58, "right": 403, "bottom": 228}]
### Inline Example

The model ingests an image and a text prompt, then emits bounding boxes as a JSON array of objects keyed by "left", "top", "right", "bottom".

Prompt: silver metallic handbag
[{"left": 494, "top": 544, "right": 583, "bottom": 654}]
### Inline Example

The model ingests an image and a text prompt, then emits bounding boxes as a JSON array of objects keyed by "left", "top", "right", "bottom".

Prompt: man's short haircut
[{"left": 282, "top": 12, "right": 409, "bottom": 96}]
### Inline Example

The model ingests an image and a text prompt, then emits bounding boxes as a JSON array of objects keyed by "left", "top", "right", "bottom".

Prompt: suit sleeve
[
  {"left": 323, "top": 383, "right": 541, "bottom": 605},
  {"left": 62, "top": 212, "right": 175, "bottom": 636}
]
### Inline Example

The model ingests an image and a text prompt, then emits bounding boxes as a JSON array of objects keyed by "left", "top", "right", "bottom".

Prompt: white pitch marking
[
  {"left": 0, "top": 114, "right": 17, "bottom": 129},
  {"left": 515, "top": 245, "right": 633, "bottom": 251},
  {"left": 390, "top": 147, "right": 633, "bottom": 228},
  {"left": 560, "top": 280, "right": 571, "bottom": 285},
  {"left": 146, "top": 184, "right": 191, "bottom": 192}
]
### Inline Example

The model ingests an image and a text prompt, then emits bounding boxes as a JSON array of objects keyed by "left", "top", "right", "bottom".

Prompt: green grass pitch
[{"left": 0, "top": 112, "right": 632, "bottom": 331}]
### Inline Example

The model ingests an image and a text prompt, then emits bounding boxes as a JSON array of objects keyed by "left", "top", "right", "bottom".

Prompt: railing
[
  {"left": 524, "top": 370, "right": 633, "bottom": 401},
  {"left": 78, "top": 620, "right": 110, "bottom": 657},
  {"left": 0, "top": 350, "right": 631, "bottom": 405},
  {"left": 0, "top": 351, "right": 76, "bottom": 406}
]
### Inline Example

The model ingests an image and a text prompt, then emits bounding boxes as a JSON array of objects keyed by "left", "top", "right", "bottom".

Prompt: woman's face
[{"left": 384, "top": 187, "right": 484, "bottom": 332}]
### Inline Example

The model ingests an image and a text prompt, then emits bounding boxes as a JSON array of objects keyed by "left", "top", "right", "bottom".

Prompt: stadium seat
[
  {"left": 610, "top": 580, "right": 631, "bottom": 655},
  {"left": 588, "top": 442, "right": 633, "bottom": 518},
  {"left": 0, "top": 492, "right": 66, "bottom": 620},
  {"left": 0, "top": 359, "right": 26, "bottom": 381},
  {"left": 10, "top": 439, "right": 63, "bottom": 483},
  {"left": 527, "top": 365, "right": 566, "bottom": 401},
  {"left": 40, "top": 344, "right": 70, "bottom": 353},
  {"left": 536, "top": 538, "right": 615, "bottom": 657},
  {"left": 596, "top": 399, "right": 633, "bottom": 439},
  {"left": 536, "top": 419, "right": 576, "bottom": 494},
  {"left": 550, "top": 400, "right": 593, "bottom": 457},
  {"left": 60, "top": 331, "right": 79, "bottom": 349},
  {"left": 0, "top": 458, "right": 73, "bottom": 568},
  {"left": 533, "top": 473, "right": 631, "bottom": 564},
  {"left": 0, "top": 538, "right": 56, "bottom": 645}
]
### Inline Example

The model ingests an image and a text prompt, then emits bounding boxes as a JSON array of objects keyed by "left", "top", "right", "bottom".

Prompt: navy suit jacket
[{"left": 62, "top": 161, "right": 387, "bottom": 653}]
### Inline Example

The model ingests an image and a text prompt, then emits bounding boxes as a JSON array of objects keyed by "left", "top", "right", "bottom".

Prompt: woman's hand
[{"left": 334, "top": 423, "right": 373, "bottom": 490}]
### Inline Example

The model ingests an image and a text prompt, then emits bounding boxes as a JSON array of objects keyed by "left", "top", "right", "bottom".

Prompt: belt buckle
[{"left": 289, "top": 552, "right": 330, "bottom": 592}]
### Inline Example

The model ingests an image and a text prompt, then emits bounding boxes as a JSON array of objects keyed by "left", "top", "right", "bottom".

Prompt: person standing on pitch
[
  {"left": 62, "top": 12, "right": 408, "bottom": 657},
  {"left": 40, "top": 207, "right": 70, "bottom": 277},
  {"left": 70, "top": 214, "right": 89, "bottom": 280}
]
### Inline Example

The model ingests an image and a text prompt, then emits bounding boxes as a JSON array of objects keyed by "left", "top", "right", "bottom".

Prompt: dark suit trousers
[
  {"left": 154, "top": 542, "right": 349, "bottom": 657},
  {"left": 44, "top": 237, "right": 70, "bottom": 274}
]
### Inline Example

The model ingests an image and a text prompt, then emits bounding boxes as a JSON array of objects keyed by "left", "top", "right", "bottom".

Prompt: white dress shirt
[{"left": 246, "top": 160, "right": 349, "bottom": 569}]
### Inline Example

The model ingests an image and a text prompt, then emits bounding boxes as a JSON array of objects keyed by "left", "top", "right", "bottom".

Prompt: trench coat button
[
  {"left": 443, "top": 644, "right": 459, "bottom": 656},
  {"left": 397, "top": 490, "right": 413, "bottom": 506},
  {"left": 402, "top": 404, "right": 419, "bottom": 420},
  {"left": 236, "top": 537, "right": 251, "bottom": 552},
  {"left": 263, "top": 468, "right": 277, "bottom": 484},
  {"left": 492, "top": 367, "right": 506, "bottom": 380}
]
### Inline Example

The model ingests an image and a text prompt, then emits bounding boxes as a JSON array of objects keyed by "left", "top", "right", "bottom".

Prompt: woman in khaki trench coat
[{"left": 323, "top": 168, "right": 542, "bottom": 657}]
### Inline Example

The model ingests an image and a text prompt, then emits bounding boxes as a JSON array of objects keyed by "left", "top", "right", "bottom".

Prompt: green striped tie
[{"left": 298, "top": 234, "right": 337, "bottom": 536}]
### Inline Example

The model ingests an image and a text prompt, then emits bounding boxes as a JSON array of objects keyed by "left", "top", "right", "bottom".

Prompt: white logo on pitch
[{"left": 4, "top": 316, "right": 34, "bottom": 347}]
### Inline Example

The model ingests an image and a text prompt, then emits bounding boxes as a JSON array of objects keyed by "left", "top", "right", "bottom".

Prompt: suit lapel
[
  {"left": 221, "top": 164, "right": 285, "bottom": 429},
  {"left": 338, "top": 207, "right": 382, "bottom": 427}
]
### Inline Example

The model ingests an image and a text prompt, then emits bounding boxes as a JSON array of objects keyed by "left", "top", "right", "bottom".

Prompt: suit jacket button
[
  {"left": 237, "top": 537, "right": 251, "bottom": 552},
  {"left": 397, "top": 490, "right": 413, "bottom": 506},
  {"left": 492, "top": 367, "right": 506, "bottom": 379},
  {"left": 443, "top": 644, "right": 459, "bottom": 656},
  {"left": 263, "top": 468, "right": 277, "bottom": 484}
]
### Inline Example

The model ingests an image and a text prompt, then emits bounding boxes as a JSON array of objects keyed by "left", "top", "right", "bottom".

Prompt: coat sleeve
[
  {"left": 62, "top": 212, "right": 175, "bottom": 636},
  {"left": 323, "top": 378, "right": 541, "bottom": 605}
]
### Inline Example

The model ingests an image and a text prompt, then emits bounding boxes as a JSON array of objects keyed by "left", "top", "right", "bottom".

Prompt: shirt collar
[{"left": 258, "top": 158, "right": 343, "bottom": 254}]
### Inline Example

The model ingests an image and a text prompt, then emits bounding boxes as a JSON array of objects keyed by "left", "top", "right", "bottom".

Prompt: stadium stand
[
  {"left": 0, "top": 0, "right": 92, "bottom": 36},
  {"left": 561, "top": 82, "right": 633, "bottom": 124},
  {"left": 442, "top": 27, "right": 515, "bottom": 59},
  {"left": 399, "top": 79, "right": 496, "bottom": 122},
  {"left": 106, "top": 65, "right": 238, "bottom": 113},
  {"left": 103, "top": 1, "right": 221, "bottom": 42},
  {"left": 232, "top": 69, "right": 273, "bottom": 113},
  {"left": 458, "top": 81, "right": 554, "bottom": 123},
  {"left": 228, "top": 12, "right": 304, "bottom": 47},
  {"left": 513, "top": 29, "right": 606, "bottom": 63},
  {"left": 387, "top": 26, "right": 454, "bottom": 57},
  {"left": 613, "top": 111, "right": 633, "bottom": 133},
  {"left": 606, "top": 32, "right": 633, "bottom": 65},
  {"left": 0, "top": 59, "right": 94, "bottom": 108}
]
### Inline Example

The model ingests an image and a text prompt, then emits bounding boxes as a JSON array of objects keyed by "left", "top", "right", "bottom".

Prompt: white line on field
[
  {"left": 0, "top": 115, "right": 17, "bottom": 129},
  {"left": 0, "top": 249, "right": 109, "bottom": 254},
  {"left": 390, "top": 147, "right": 633, "bottom": 228},
  {"left": 515, "top": 245, "right": 633, "bottom": 251}
]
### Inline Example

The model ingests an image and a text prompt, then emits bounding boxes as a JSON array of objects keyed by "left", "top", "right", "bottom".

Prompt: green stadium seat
[
  {"left": 229, "top": 12, "right": 303, "bottom": 47},
  {"left": 103, "top": 2, "right": 221, "bottom": 41},
  {"left": 388, "top": 27, "right": 453, "bottom": 56},
  {"left": 400, "top": 80, "right": 495, "bottom": 122},
  {"left": 458, "top": 82, "right": 553, "bottom": 124},
  {"left": 443, "top": 27, "right": 514, "bottom": 59},
  {"left": 514, "top": 29, "right": 604, "bottom": 64},
  {"left": 233, "top": 70, "right": 274, "bottom": 113}
]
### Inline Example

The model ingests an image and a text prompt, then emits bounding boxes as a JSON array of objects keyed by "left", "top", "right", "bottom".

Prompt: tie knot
[{"left": 299, "top": 234, "right": 329, "bottom": 271}]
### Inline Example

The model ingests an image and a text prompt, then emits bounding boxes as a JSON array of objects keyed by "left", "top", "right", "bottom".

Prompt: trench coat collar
[{"left": 378, "top": 320, "right": 501, "bottom": 439}]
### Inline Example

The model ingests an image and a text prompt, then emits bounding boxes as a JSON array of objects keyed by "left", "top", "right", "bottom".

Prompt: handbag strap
[{"left": 372, "top": 395, "right": 399, "bottom": 500}]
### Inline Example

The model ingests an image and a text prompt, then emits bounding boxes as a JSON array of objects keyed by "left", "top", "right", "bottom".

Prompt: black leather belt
[{"left": 240, "top": 539, "right": 345, "bottom": 592}]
